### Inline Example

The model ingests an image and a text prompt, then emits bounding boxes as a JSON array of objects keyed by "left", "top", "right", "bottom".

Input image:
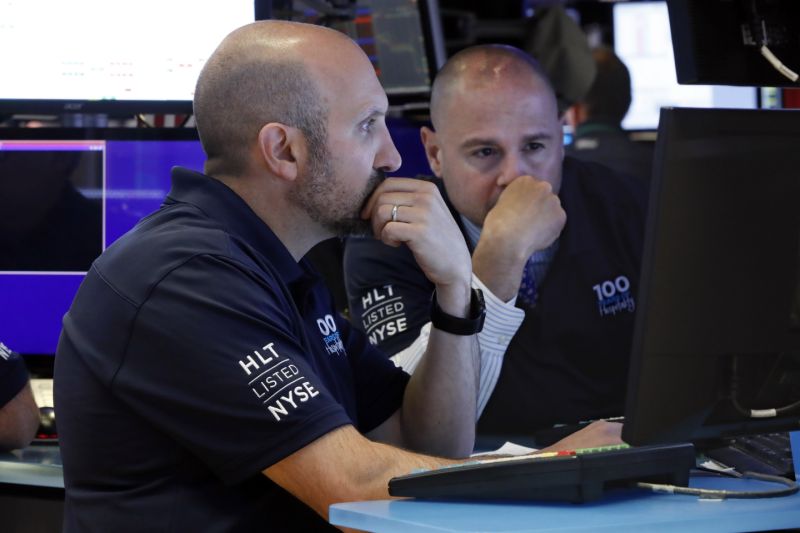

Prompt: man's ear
[
  {"left": 420, "top": 126, "right": 443, "bottom": 178},
  {"left": 257, "top": 123, "right": 299, "bottom": 182}
]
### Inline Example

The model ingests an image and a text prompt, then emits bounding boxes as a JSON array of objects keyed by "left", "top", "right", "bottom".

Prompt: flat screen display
[
  {"left": 0, "top": 129, "right": 206, "bottom": 355},
  {"left": 613, "top": 1, "right": 757, "bottom": 131},
  {"left": 0, "top": 0, "right": 257, "bottom": 113}
]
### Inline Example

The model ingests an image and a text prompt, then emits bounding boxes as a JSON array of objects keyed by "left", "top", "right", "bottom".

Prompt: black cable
[{"left": 729, "top": 355, "right": 800, "bottom": 419}]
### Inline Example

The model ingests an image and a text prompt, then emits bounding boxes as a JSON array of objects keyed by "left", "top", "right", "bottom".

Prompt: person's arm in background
[
  {"left": 0, "top": 343, "right": 40, "bottom": 450},
  {"left": 470, "top": 176, "right": 566, "bottom": 303}
]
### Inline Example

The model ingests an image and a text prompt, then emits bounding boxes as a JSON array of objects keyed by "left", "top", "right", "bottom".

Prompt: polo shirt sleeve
[
  {"left": 112, "top": 254, "right": 354, "bottom": 485},
  {"left": 337, "top": 315, "right": 410, "bottom": 433},
  {"left": 0, "top": 343, "right": 29, "bottom": 407},
  {"left": 343, "top": 235, "right": 433, "bottom": 354}
]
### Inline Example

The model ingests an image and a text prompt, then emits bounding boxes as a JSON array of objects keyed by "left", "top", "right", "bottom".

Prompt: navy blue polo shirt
[
  {"left": 55, "top": 167, "right": 409, "bottom": 533},
  {"left": 344, "top": 156, "right": 646, "bottom": 434}
]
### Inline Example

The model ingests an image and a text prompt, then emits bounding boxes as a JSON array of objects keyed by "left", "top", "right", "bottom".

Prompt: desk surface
[
  {"left": 329, "top": 476, "right": 800, "bottom": 532},
  {"left": 0, "top": 445, "right": 63, "bottom": 489}
]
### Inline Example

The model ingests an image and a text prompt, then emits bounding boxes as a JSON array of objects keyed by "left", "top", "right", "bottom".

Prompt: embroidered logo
[
  {"left": 592, "top": 275, "right": 636, "bottom": 316},
  {"left": 317, "top": 314, "right": 346, "bottom": 357},
  {"left": 360, "top": 284, "right": 408, "bottom": 345},
  {"left": 238, "top": 342, "right": 320, "bottom": 421}
]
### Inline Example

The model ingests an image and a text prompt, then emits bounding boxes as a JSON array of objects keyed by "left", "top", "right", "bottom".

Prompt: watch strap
[{"left": 430, "top": 288, "right": 486, "bottom": 335}]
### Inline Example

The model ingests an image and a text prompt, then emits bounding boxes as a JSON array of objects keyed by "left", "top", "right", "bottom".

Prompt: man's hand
[
  {"left": 540, "top": 420, "right": 624, "bottom": 453},
  {"left": 472, "top": 176, "right": 566, "bottom": 301},
  {"left": 362, "top": 177, "right": 472, "bottom": 315}
]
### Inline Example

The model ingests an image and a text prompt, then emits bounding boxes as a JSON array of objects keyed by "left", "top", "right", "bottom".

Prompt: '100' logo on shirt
[
  {"left": 592, "top": 275, "right": 635, "bottom": 316},
  {"left": 317, "top": 314, "right": 346, "bottom": 356}
]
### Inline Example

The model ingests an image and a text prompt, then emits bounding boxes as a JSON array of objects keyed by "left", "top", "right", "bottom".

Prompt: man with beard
[
  {"left": 54, "top": 22, "right": 621, "bottom": 533},
  {"left": 345, "top": 45, "right": 646, "bottom": 441}
]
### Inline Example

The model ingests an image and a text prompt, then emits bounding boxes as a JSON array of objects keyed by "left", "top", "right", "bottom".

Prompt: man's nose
[
  {"left": 496, "top": 152, "right": 529, "bottom": 187},
  {"left": 376, "top": 132, "right": 402, "bottom": 174}
]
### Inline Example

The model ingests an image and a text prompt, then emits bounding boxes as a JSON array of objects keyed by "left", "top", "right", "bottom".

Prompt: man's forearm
[
  {"left": 264, "top": 425, "right": 463, "bottom": 521},
  {"left": 399, "top": 323, "right": 480, "bottom": 458}
]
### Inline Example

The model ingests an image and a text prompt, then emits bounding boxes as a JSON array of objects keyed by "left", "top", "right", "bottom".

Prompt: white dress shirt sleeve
[{"left": 390, "top": 272, "right": 525, "bottom": 417}]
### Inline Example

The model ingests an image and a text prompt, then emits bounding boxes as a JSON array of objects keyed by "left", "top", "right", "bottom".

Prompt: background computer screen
[
  {"left": 0, "top": 0, "right": 260, "bottom": 113},
  {"left": 623, "top": 107, "right": 800, "bottom": 446},
  {"left": 667, "top": 0, "right": 800, "bottom": 87},
  {"left": 296, "top": 0, "right": 445, "bottom": 104},
  {"left": 613, "top": 1, "right": 757, "bottom": 131},
  {"left": 0, "top": 129, "right": 206, "bottom": 356}
]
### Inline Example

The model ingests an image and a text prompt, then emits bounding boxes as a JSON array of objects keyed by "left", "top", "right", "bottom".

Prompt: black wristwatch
[{"left": 430, "top": 288, "right": 486, "bottom": 335}]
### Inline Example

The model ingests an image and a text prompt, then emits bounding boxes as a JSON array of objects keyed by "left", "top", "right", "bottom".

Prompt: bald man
[
  {"left": 345, "top": 45, "right": 647, "bottom": 441},
  {"left": 53, "top": 21, "right": 488, "bottom": 532},
  {"left": 54, "top": 22, "right": 619, "bottom": 532}
]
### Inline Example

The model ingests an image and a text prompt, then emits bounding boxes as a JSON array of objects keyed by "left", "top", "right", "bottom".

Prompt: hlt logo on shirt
[{"left": 237, "top": 342, "right": 320, "bottom": 421}]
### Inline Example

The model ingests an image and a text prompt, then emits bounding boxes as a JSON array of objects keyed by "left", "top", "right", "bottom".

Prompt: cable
[
  {"left": 760, "top": 45, "right": 799, "bottom": 83},
  {"left": 750, "top": 14, "right": 800, "bottom": 83},
  {"left": 636, "top": 471, "right": 798, "bottom": 500},
  {"left": 729, "top": 355, "right": 800, "bottom": 418}
]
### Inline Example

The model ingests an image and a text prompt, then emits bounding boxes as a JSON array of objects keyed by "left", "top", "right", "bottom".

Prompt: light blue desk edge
[
  {"left": 330, "top": 432, "right": 800, "bottom": 533},
  {"left": 0, "top": 460, "right": 64, "bottom": 489}
]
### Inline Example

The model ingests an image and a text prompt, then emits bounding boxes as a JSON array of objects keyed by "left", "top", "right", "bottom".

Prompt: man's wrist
[{"left": 430, "top": 288, "right": 486, "bottom": 335}]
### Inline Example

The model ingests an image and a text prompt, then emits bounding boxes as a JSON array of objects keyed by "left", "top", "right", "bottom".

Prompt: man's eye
[
  {"left": 524, "top": 142, "right": 545, "bottom": 152},
  {"left": 361, "top": 118, "right": 377, "bottom": 132},
  {"left": 472, "top": 147, "right": 495, "bottom": 158}
]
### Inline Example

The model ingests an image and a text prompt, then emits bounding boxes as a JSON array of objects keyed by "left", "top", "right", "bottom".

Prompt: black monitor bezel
[{"left": 622, "top": 106, "right": 800, "bottom": 446}]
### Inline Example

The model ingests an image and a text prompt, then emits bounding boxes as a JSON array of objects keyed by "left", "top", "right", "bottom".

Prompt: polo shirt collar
[{"left": 167, "top": 167, "right": 307, "bottom": 285}]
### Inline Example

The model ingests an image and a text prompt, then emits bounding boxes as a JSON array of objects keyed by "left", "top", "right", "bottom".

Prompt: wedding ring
[{"left": 391, "top": 204, "right": 399, "bottom": 223}]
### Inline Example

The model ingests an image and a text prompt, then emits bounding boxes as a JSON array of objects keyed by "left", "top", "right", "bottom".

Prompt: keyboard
[
  {"left": 705, "top": 432, "right": 795, "bottom": 479},
  {"left": 389, "top": 442, "right": 695, "bottom": 503}
]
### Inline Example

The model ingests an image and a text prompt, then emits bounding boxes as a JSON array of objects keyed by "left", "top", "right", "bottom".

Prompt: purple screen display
[{"left": 0, "top": 139, "right": 206, "bottom": 355}]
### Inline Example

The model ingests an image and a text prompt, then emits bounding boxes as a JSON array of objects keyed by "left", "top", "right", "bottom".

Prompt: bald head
[
  {"left": 429, "top": 45, "right": 558, "bottom": 130},
  {"left": 194, "top": 21, "right": 357, "bottom": 177}
]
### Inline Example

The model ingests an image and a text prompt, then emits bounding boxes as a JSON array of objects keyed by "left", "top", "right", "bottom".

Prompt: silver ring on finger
[{"left": 391, "top": 204, "right": 399, "bottom": 223}]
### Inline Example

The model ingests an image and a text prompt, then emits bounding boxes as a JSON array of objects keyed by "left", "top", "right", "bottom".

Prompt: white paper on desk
[
  {"left": 472, "top": 442, "right": 538, "bottom": 457},
  {"left": 30, "top": 378, "right": 54, "bottom": 408}
]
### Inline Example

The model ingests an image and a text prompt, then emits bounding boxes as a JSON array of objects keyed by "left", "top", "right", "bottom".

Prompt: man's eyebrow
[
  {"left": 361, "top": 106, "right": 387, "bottom": 120},
  {"left": 459, "top": 137, "right": 499, "bottom": 150},
  {"left": 522, "top": 132, "right": 555, "bottom": 142},
  {"left": 459, "top": 132, "right": 554, "bottom": 150}
]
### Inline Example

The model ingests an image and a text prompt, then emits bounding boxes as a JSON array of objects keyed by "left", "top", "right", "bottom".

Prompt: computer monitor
[
  {"left": 623, "top": 107, "right": 800, "bottom": 446},
  {"left": 667, "top": 0, "right": 800, "bottom": 87},
  {"left": 0, "top": 1, "right": 264, "bottom": 114},
  {"left": 612, "top": 1, "right": 757, "bottom": 131},
  {"left": 0, "top": 128, "right": 206, "bottom": 357},
  {"left": 296, "top": 0, "right": 446, "bottom": 106}
]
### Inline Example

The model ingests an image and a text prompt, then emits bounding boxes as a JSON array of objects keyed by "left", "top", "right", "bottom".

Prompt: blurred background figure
[
  {"left": 0, "top": 342, "right": 39, "bottom": 451},
  {"left": 565, "top": 45, "right": 655, "bottom": 183}
]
